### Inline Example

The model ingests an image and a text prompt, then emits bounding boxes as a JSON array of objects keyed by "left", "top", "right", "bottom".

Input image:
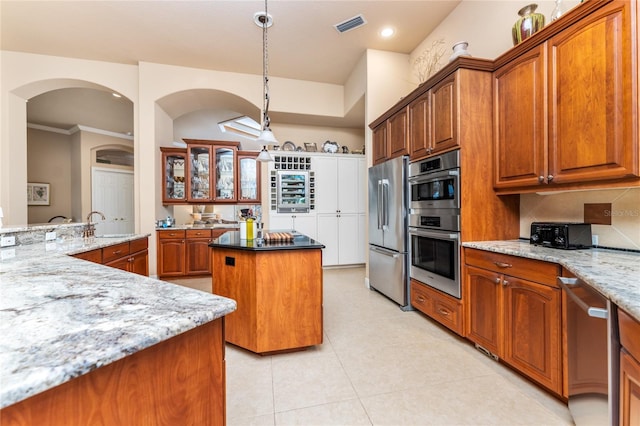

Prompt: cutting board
[{"left": 263, "top": 232, "right": 294, "bottom": 243}]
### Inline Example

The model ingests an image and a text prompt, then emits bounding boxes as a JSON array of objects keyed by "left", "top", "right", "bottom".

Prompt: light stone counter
[
  {"left": 462, "top": 240, "right": 640, "bottom": 321},
  {"left": 0, "top": 235, "right": 236, "bottom": 409}
]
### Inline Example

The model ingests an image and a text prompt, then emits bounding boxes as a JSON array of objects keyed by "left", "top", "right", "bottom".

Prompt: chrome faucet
[{"left": 83, "top": 210, "right": 106, "bottom": 238}]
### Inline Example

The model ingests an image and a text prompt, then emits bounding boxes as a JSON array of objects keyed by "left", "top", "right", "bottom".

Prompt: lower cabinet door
[
  {"left": 130, "top": 250, "right": 149, "bottom": 276},
  {"left": 620, "top": 350, "right": 640, "bottom": 426},
  {"left": 503, "top": 276, "right": 562, "bottom": 395},
  {"left": 465, "top": 265, "right": 502, "bottom": 356},
  {"left": 158, "top": 239, "right": 185, "bottom": 277},
  {"left": 105, "top": 256, "right": 130, "bottom": 272},
  {"left": 186, "top": 238, "right": 212, "bottom": 275}
]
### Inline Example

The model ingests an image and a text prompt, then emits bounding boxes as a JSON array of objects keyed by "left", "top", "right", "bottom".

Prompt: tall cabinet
[{"left": 314, "top": 155, "right": 366, "bottom": 266}]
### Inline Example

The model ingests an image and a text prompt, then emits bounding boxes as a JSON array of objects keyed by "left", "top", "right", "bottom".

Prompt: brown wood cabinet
[
  {"left": 411, "top": 279, "right": 463, "bottom": 335},
  {"left": 494, "top": 0, "right": 639, "bottom": 192},
  {"left": 464, "top": 248, "right": 562, "bottom": 395},
  {"left": 157, "top": 228, "right": 234, "bottom": 278},
  {"left": 212, "top": 247, "right": 323, "bottom": 354},
  {"left": 157, "top": 229, "right": 186, "bottom": 277},
  {"left": 430, "top": 73, "right": 459, "bottom": 155},
  {"left": 0, "top": 318, "right": 226, "bottom": 426},
  {"left": 72, "top": 238, "right": 149, "bottom": 276},
  {"left": 186, "top": 229, "right": 214, "bottom": 275},
  {"left": 371, "top": 108, "right": 409, "bottom": 165},
  {"left": 160, "top": 140, "right": 261, "bottom": 205},
  {"left": 619, "top": 308, "right": 640, "bottom": 426}
]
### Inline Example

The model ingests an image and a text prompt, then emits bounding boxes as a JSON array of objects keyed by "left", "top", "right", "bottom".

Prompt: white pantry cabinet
[{"left": 313, "top": 155, "right": 366, "bottom": 266}]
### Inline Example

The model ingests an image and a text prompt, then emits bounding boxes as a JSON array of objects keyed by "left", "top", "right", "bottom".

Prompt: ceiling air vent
[{"left": 334, "top": 14, "right": 367, "bottom": 34}]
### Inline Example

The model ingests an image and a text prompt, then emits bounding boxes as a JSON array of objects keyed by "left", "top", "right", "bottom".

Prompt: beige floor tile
[
  {"left": 338, "top": 337, "right": 495, "bottom": 398},
  {"left": 360, "top": 374, "right": 572, "bottom": 426},
  {"left": 226, "top": 346, "right": 275, "bottom": 419},
  {"left": 271, "top": 351, "right": 358, "bottom": 412},
  {"left": 274, "top": 399, "right": 372, "bottom": 426},
  {"left": 175, "top": 266, "right": 572, "bottom": 425},
  {"left": 227, "top": 413, "right": 276, "bottom": 426}
]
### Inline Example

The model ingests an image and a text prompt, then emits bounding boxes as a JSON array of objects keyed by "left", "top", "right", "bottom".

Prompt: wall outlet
[
  {"left": 45, "top": 231, "right": 57, "bottom": 241},
  {"left": 1, "top": 236, "right": 16, "bottom": 247},
  {"left": 592, "top": 235, "right": 599, "bottom": 247},
  {"left": 1, "top": 248, "right": 16, "bottom": 260}
]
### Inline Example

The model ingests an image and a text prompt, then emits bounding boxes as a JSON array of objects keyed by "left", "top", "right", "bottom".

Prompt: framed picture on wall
[{"left": 27, "top": 182, "right": 50, "bottom": 205}]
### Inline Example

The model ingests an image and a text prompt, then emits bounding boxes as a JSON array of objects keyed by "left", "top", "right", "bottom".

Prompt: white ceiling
[{"left": 2, "top": 0, "right": 461, "bottom": 133}]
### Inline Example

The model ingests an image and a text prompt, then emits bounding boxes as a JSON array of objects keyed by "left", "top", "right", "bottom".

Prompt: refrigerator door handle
[
  {"left": 381, "top": 179, "right": 389, "bottom": 230},
  {"left": 370, "top": 245, "right": 399, "bottom": 258},
  {"left": 377, "top": 180, "right": 383, "bottom": 229}
]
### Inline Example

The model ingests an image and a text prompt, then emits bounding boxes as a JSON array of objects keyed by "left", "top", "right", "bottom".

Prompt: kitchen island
[
  {"left": 210, "top": 231, "right": 324, "bottom": 354},
  {"left": 0, "top": 234, "right": 236, "bottom": 425}
]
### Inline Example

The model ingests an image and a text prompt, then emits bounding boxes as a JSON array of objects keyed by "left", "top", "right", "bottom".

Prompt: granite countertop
[
  {"left": 462, "top": 240, "right": 640, "bottom": 321},
  {"left": 155, "top": 223, "right": 239, "bottom": 231},
  {"left": 0, "top": 234, "right": 237, "bottom": 409},
  {"left": 209, "top": 230, "right": 325, "bottom": 251}
]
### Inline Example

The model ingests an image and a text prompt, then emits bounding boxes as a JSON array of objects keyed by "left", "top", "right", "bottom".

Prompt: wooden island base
[
  {"left": 1, "top": 319, "right": 226, "bottom": 426},
  {"left": 212, "top": 246, "right": 323, "bottom": 354}
]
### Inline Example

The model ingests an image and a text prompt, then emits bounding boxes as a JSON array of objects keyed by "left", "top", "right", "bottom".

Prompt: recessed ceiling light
[{"left": 380, "top": 27, "right": 395, "bottom": 38}]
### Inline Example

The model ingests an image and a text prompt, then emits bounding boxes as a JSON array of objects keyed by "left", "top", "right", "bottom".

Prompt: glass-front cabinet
[
  {"left": 237, "top": 151, "right": 260, "bottom": 203},
  {"left": 161, "top": 148, "right": 187, "bottom": 203},
  {"left": 187, "top": 144, "right": 214, "bottom": 202},
  {"left": 162, "top": 140, "right": 259, "bottom": 205},
  {"left": 213, "top": 146, "right": 237, "bottom": 202}
]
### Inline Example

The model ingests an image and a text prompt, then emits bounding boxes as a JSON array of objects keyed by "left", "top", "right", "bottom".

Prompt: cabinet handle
[
  {"left": 547, "top": 174, "right": 554, "bottom": 181},
  {"left": 437, "top": 308, "right": 450, "bottom": 316},
  {"left": 538, "top": 175, "right": 545, "bottom": 183},
  {"left": 495, "top": 277, "right": 501, "bottom": 284},
  {"left": 113, "top": 250, "right": 122, "bottom": 255},
  {"left": 502, "top": 279, "right": 509, "bottom": 286},
  {"left": 417, "top": 296, "right": 426, "bottom": 303},
  {"left": 493, "top": 261, "right": 512, "bottom": 269}
]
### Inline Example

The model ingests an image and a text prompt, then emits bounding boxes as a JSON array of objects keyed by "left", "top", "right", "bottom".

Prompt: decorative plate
[
  {"left": 282, "top": 141, "right": 296, "bottom": 151},
  {"left": 322, "top": 141, "right": 339, "bottom": 153}
]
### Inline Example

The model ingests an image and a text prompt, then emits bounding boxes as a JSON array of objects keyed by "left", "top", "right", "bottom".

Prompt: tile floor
[{"left": 167, "top": 267, "right": 573, "bottom": 426}]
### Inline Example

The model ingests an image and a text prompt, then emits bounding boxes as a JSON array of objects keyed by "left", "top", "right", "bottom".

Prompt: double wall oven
[{"left": 408, "top": 150, "right": 461, "bottom": 298}]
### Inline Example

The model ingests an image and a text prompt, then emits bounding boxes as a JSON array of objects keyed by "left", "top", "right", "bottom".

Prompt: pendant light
[{"left": 255, "top": 0, "right": 276, "bottom": 162}]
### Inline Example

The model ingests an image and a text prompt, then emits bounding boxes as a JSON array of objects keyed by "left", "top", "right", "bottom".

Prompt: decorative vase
[
  {"left": 449, "top": 41, "right": 471, "bottom": 62},
  {"left": 550, "top": 0, "right": 565, "bottom": 21},
  {"left": 512, "top": 3, "right": 545, "bottom": 46}
]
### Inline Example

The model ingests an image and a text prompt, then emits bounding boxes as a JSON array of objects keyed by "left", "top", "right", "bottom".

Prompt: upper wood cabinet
[
  {"left": 372, "top": 108, "right": 409, "bottom": 165},
  {"left": 494, "top": 0, "right": 639, "bottom": 192},
  {"left": 161, "top": 140, "right": 261, "bottom": 205},
  {"left": 430, "top": 74, "right": 458, "bottom": 154},
  {"left": 408, "top": 92, "right": 430, "bottom": 160}
]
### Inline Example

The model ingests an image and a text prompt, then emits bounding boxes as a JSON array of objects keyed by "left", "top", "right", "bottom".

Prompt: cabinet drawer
[
  {"left": 158, "top": 230, "right": 186, "bottom": 240},
  {"left": 620, "top": 309, "right": 640, "bottom": 360},
  {"left": 411, "top": 279, "right": 463, "bottom": 335},
  {"left": 186, "top": 229, "right": 212, "bottom": 239},
  {"left": 465, "top": 248, "right": 560, "bottom": 286},
  {"left": 102, "top": 242, "right": 130, "bottom": 263},
  {"left": 73, "top": 248, "right": 102, "bottom": 264},
  {"left": 130, "top": 237, "right": 148, "bottom": 253},
  {"left": 411, "top": 279, "right": 434, "bottom": 314}
]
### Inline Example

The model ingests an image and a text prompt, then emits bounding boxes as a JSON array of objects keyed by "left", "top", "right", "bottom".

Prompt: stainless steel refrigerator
[{"left": 368, "top": 155, "right": 410, "bottom": 309}]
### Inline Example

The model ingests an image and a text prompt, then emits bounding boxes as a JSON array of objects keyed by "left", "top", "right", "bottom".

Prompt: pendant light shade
[{"left": 257, "top": 145, "right": 273, "bottom": 162}]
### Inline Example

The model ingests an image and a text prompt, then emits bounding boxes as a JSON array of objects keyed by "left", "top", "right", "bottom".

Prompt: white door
[{"left": 92, "top": 168, "right": 134, "bottom": 236}]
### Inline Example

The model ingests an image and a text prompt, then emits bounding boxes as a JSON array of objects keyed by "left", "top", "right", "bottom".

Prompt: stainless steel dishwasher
[{"left": 559, "top": 276, "right": 619, "bottom": 426}]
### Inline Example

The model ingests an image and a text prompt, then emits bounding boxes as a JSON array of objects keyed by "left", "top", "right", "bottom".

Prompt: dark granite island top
[{"left": 208, "top": 230, "right": 325, "bottom": 251}]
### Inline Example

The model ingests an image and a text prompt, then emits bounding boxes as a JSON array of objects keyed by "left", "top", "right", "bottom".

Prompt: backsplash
[{"left": 519, "top": 188, "right": 640, "bottom": 250}]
